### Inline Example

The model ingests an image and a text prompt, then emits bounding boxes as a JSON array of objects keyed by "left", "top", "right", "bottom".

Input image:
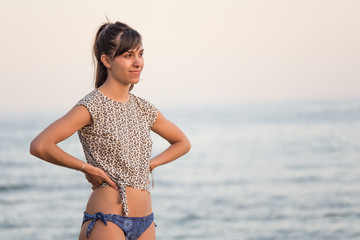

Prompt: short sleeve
[
  {"left": 134, "top": 95, "right": 158, "bottom": 127},
  {"left": 147, "top": 101, "right": 158, "bottom": 127},
  {"left": 75, "top": 92, "right": 98, "bottom": 126}
]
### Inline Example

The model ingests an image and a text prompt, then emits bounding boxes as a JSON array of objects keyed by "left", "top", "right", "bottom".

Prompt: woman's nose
[{"left": 133, "top": 56, "right": 143, "bottom": 68}]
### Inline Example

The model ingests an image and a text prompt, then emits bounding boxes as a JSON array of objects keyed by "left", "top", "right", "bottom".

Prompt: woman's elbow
[
  {"left": 29, "top": 138, "right": 46, "bottom": 158},
  {"left": 183, "top": 137, "right": 191, "bottom": 154}
]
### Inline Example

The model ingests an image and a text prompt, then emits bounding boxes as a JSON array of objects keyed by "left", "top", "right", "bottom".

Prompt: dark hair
[{"left": 93, "top": 21, "right": 142, "bottom": 89}]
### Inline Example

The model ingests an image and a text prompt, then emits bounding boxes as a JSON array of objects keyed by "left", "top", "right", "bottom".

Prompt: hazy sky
[{"left": 1, "top": 0, "right": 359, "bottom": 113}]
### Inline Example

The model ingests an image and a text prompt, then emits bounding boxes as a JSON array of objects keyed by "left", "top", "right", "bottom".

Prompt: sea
[{"left": 1, "top": 98, "right": 360, "bottom": 240}]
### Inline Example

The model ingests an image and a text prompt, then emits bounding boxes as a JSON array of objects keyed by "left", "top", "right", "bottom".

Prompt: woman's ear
[{"left": 101, "top": 55, "right": 112, "bottom": 69}]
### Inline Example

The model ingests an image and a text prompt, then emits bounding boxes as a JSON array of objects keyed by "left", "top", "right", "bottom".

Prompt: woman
[{"left": 30, "top": 21, "right": 191, "bottom": 240}]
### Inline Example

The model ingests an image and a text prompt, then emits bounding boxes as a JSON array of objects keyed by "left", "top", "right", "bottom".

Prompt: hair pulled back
[{"left": 93, "top": 21, "right": 142, "bottom": 89}]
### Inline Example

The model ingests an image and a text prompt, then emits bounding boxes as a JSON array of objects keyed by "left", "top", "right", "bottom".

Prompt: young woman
[{"left": 30, "top": 21, "right": 191, "bottom": 240}]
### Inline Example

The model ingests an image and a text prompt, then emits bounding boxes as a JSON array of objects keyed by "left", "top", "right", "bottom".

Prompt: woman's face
[{"left": 107, "top": 45, "right": 144, "bottom": 86}]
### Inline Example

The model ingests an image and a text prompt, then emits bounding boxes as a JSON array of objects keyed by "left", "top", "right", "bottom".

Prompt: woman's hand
[
  {"left": 149, "top": 111, "right": 191, "bottom": 169},
  {"left": 82, "top": 164, "right": 118, "bottom": 190}
]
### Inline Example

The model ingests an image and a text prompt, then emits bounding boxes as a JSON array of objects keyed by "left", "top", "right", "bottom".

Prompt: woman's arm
[
  {"left": 150, "top": 111, "right": 191, "bottom": 170},
  {"left": 29, "top": 105, "right": 118, "bottom": 190}
]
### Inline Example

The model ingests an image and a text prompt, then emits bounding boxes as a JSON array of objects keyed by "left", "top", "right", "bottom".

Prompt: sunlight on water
[{"left": 1, "top": 99, "right": 360, "bottom": 239}]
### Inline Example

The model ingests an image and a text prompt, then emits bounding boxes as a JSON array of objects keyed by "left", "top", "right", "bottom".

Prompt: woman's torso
[
  {"left": 76, "top": 89, "right": 158, "bottom": 216},
  {"left": 85, "top": 186, "right": 152, "bottom": 217}
]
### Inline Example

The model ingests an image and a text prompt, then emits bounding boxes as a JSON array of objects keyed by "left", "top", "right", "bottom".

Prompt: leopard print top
[{"left": 75, "top": 88, "right": 158, "bottom": 216}]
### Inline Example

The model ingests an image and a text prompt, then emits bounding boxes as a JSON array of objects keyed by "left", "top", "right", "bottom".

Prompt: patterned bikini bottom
[{"left": 82, "top": 211, "right": 154, "bottom": 239}]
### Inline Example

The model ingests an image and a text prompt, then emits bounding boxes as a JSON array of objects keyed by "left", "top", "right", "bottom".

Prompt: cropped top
[{"left": 75, "top": 88, "right": 158, "bottom": 216}]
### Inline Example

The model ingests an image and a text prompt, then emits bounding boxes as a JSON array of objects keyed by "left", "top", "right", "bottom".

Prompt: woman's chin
[{"left": 131, "top": 78, "right": 141, "bottom": 85}]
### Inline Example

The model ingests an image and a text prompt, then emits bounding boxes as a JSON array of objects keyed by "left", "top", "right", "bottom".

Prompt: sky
[{"left": 1, "top": 0, "right": 359, "bottom": 113}]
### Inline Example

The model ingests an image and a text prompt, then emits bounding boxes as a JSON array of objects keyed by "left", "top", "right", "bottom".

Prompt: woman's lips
[{"left": 129, "top": 70, "right": 141, "bottom": 76}]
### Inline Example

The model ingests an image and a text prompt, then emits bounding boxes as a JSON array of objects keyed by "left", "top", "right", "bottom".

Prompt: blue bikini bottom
[{"left": 82, "top": 211, "right": 154, "bottom": 239}]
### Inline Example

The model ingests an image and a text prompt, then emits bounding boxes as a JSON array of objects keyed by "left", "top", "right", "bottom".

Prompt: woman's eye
[{"left": 124, "top": 54, "right": 132, "bottom": 58}]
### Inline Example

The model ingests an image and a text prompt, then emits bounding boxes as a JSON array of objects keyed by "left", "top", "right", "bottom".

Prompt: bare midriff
[{"left": 85, "top": 186, "right": 152, "bottom": 217}]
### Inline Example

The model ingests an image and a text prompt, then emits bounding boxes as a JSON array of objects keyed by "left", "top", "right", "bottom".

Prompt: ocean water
[{"left": 1, "top": 99, "right": 360, "bottom": 240}]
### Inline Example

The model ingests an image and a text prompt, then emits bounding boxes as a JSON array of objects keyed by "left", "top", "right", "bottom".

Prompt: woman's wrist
[
  {"left": 149, "top": 161, "right": 156, "bottom": 172},
  {"left": 77, "top": 162, "right": 93, "bottom": 174},
  {"left": 77, "top": 162, "right": 86, "bottom": 172}
]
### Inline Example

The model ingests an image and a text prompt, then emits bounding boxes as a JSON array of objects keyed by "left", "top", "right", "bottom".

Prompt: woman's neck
[{"left": 98, "top": 79, "right": 130, "bottom": 103}]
